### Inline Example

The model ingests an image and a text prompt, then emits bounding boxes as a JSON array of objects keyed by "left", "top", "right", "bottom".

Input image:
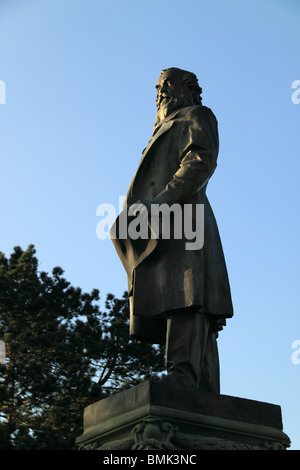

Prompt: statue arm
[{"left": 152, "top": 106, "right": 218, "bottom": 205}]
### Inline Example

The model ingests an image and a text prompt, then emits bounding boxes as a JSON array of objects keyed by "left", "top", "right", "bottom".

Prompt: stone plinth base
[{"left": 76, "top": 381, "right": 290, "bottom": 450}]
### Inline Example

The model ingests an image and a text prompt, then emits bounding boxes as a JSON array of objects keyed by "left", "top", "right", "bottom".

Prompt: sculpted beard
[{"left": 153, "top": 86, "right": 194, "bottom": 132}]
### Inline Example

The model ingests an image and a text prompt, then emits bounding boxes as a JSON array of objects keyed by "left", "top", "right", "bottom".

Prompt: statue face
[{"left": 155, "top": 69, "right": 192, "bottom": 117}]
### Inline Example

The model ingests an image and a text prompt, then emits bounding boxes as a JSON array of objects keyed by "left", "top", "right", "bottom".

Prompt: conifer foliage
[{"left": 0, "top": 245, "right": 165, "bottom": 449}]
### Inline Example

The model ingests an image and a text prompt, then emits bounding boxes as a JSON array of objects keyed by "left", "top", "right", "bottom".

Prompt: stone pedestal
[{"left": 76, "top": 381, "right": 290, "bottom": 450}]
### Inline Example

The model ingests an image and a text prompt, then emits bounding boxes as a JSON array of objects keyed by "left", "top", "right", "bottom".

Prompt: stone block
[{"left": 76, "top": 381, "right": 290, "bottom": 450}]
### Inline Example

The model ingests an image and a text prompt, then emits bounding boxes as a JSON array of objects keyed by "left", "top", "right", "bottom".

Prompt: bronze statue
[{"left": 111, "top": 67, "right": 233, "bottom": 393}]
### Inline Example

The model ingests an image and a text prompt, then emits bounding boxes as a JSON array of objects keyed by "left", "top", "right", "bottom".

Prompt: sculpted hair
[{"left": 161, "top": 67, "right": 203, "bottom": 104}]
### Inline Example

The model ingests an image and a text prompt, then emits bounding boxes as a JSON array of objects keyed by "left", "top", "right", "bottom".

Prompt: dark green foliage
[{"left": 0, "top": 245, "right": 165, "bottom": 449}]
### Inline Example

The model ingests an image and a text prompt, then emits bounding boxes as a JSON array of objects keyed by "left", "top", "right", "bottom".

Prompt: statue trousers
[{"left": 165, "top": 310, "right": 220, "bottom": 393}]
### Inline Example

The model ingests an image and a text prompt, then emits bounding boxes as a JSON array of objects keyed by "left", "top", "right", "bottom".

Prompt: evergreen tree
[{"left": 0, "top": 245, "right": 165, "bottom": 449}]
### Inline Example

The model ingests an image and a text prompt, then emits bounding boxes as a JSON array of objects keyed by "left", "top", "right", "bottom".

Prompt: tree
[{"left": 0, "top": 245, "right": 165, "bottom": 449}]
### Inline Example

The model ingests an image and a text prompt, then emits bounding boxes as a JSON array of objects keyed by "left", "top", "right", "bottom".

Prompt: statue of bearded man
[{"left": 111, "top": 67, "right": 233, "bottom": 393}]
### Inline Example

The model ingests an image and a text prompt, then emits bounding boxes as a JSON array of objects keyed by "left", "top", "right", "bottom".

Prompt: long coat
[{"left": 111, "top": 104, "right": 233, "bottom": 344}]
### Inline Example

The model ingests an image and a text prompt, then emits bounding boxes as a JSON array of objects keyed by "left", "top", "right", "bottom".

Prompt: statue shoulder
[
  {"left": 178, "top": 105, "right": 218, "bottom": 128},
  {"left": 182, "top": 104, "right": 217, "bottom": 120}
]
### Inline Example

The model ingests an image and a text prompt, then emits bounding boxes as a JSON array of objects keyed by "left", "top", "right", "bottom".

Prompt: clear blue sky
[{"left": 0, "top": 0, "right": 299, "bottom": 450}]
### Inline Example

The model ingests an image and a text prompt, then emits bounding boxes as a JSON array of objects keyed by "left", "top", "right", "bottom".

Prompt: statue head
[{"left": 154, "top": 67, "right": 202, "bottom": 131}]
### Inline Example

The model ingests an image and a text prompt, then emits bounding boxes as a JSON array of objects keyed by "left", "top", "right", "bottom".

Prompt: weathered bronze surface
[{"left": 111, "top": 68, "right": 234, "bottom": 391}]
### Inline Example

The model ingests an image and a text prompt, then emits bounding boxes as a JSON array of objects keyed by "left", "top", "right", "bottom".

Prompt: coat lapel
[
  {"left": 141, "top": 106, "right": 184, "bottom": 158},
  {"left": 127, "top": 108, "right": 184, "bottom": 201},
  {"left": 126, "top": 120, "right": 173, "bottom": 200},
  {"left": 142, "top": 119, "right": 174, "bottom": 159}
]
